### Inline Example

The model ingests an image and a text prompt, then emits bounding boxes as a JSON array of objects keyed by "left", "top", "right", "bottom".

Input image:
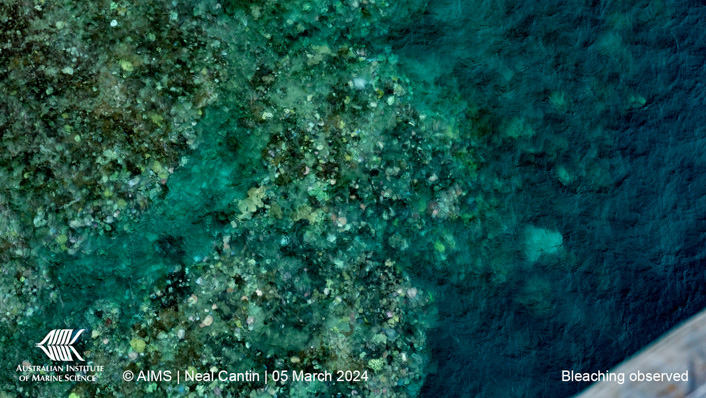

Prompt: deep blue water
[{"left": 386, "top": 1, "right": 706, "bottom": 396}]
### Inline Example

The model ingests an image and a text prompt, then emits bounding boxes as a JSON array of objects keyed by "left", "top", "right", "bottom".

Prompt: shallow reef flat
[{"left": 0, "top": 0, "right": 453, "bottom": 396}]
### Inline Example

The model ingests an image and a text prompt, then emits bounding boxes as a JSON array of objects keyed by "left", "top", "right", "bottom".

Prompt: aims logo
[{"left": 35, "top": 329, "right": 85, "bottom": 362}]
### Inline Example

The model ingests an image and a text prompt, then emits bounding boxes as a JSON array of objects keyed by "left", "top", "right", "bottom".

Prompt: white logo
[{"left": 36, "top": 329, "right": 85, "bottom": 361}]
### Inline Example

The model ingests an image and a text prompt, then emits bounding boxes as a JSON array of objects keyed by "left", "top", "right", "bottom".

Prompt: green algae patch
[
  {"left": 119, "top": 59, "right": 134, "bottom": 72},
  {"left": 368, "top": 358, "right": 385, "bottom": 372},
  {"left": 55, "top": 234, "right": 68, "bottom": 245},
  {"left": 130, "top": 338, "right": 146, "bottom": 354}
]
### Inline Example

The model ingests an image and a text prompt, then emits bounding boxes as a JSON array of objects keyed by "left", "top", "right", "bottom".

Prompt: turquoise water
[
  {"left": 47, "top": 105, "right": 265, "bottom": 322},
  {"left": 2, "top": 0, "right": 706, "bottom": 397}
]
